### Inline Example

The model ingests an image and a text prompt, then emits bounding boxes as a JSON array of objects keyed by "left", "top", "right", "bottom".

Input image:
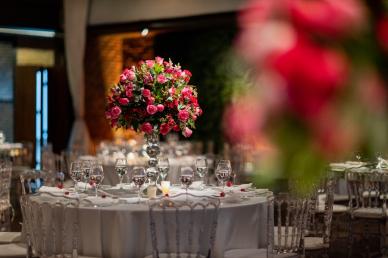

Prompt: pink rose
[
  {"left": 126, "top": 89, "right": 133, "bottom": 98},
  {"left": 157, "top": 104, "right": 164, "bottom": 112},
  {"left": 127, "top": 69, "right": 136, "bottom": 81},
  {"left": 118, "top": 98, "right": 129, "bottom": 105},
  {"left": 146, "top": 97, "right": 155, "bottom": 105},
  {"left": 105, "top": 111, "right": 112, "bottom": 119},
  {"left": 145, "top": 60, "right": 155, "bottom": 68},
  {"left": 155, "top": 56, "right": 164, "bottom": 65},
  {"left": 146, "top": 105, "right": 158, "bottom": 115},
  {"left": 110, "top": 106, "right": 121, "bottom": 119},
  {"left": 141, "top": 122, "right": 153, "bottom": 134},
  {"left": 143, "top": 73, "right": 153, "bottom": 85},
  {"left": 157, "top": 74, "right": 167, "bottom": 84},
  {"left": 182, "top": 127, "right": 193, "bottom": 138},
  {"left": 120, "top": 68, "right": 136, "bottom": 82},
  {"left": 181, "top": 87, "right": 192, "bottom": 98},
  {"left": 142, "top": 89, "right": 151, "bottom": 98},
  {"left": 195, "top": 107, "right": 202, "bottom": 116},
  {"left": 169, "top": 87, "right": 176, "bottom": 95},
  {"left": 160, "top": 123, "right": 170, "bottom": 135},
  {"left": 178, "top": 110, "right": 190, "bottom": 121}
]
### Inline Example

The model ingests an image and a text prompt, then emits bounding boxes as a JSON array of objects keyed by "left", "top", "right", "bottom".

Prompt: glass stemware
[
  {"left": 90, "top": 163, "right": 104, "bottom": 197},
  {"left": 215, "top": 160, "right": 231, "bottom": 193},
  {"left": 180, "top": 166, "right": 194, "bottom": 195},
  {"left": 70, "top": 161, "right": 83, "bottom": 194},
  {"left": 81, "top": 160, "right": 93, "bottom": 192},
  {"left": 132, "top": 166, "right": 146, "bottom": 203},
  {"left": 115, "top": 158, "right": 128, "bottom": 189},
  {"left": 157, "top": 157, "right": 169, "bottom": 182},
  {"left": 195, "top": 157, "right": 208, "bottom": 189}
]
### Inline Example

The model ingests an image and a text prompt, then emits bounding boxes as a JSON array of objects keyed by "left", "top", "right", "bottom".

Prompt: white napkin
[
  {"left": 38, "top": 186, "right": 67, "bottom": 193},
  {"left": 76, "top": 182, "right": 93, "bottom": 190},
  {"left": 85, "top": 196, "right": 117, "bottom": 207},
  {"left": 189, "top": 181, "right": 204, "bottom": 189},
  {"left": 109, "top": 184, "right": 136, "bottom": 190},
  {"left": 224, "top": 183, "right": 253, "bottom": 193},
  {"left": 119, "top": 197, "right": 148, "bottom": 204}
]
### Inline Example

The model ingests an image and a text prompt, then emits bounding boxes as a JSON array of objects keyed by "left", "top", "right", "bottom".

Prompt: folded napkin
[{"left": 38, "top": 186, "right": 67, "bottom": 193}]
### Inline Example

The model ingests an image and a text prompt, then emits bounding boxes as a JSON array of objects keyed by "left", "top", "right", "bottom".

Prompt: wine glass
[
  {"left": 215, "top": 160, "right": 231, "bottom": 193},
  {"left": 132, "top": 166, "right": 146, "bottom": 203},
  {"left": 195, "top": 157, "right": 208, "bottom": 189},
  {"left": 81, "top": 160, "right": 93, "bottom": 192},
  {"left": 70, "top": 161, "right": 83, "bottom": 193},
  {"left": 90, "top": 163, "right": 104, "bottom": 197},
  {"left": 180, "top": 166, "right": 194, "bottom": 195},
  {"left": 157, "top": 157, "right": 169, "bottom": 182},
  {"left": 115, "top": 158, "right": 128, "bottom": 189}
]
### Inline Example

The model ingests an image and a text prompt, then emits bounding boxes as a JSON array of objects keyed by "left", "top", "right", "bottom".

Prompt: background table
[{"left": 27, "top": 194, "right": 269, "bottom": 258}]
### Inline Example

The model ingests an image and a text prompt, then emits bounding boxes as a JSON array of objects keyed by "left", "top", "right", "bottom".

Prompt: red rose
[
  {"left": 110, "top": 106, "right": 122, "bottom": 119},
  {"left": 146, "top": 105, "right": 158, "bottom": 115},
  {"left": 178, "top": 110, "right": 190, "bottom": 121},
  {"left": 181, "top": 87, "right": 192, "bottom": 99},
  {"left": 160, "top": 123, "right": 170, "bottom": 135},
  {"left": 118, "top": 98, "right": 129, "bottom": 105},
  {"left": 157, "top": 104, "right": 165, "bottom": 112},
  {"left": 142, "top": 89, "right": 151, "bottom": 98},
  {"left": 141, "top": 122, "right": 153, "bottom": 134},
  {"left": 173, "top": 125, "right": 180, "bottom": 132},
  {"left": 168, "top": 118, "right": 176, "bottom": 127},
  {"left": 182, "top": 127, "right": 193, "bottom": 138}
]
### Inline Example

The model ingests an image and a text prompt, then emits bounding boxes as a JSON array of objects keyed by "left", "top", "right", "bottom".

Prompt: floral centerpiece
[{"left": 105, "top": 57, "right": 202, "bottom": 137}]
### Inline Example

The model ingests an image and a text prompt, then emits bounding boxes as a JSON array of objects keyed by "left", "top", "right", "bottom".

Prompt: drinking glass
[
  {"left": 215, "top": 160, "right": 231, "bottom": 193},
  {"left": 115, "top": 158, "right": 128, "bottom": 189},
  {"left": 90, "top": 163, "right": 104, "bottom": 197},
  {"left": 157, "top": 157, "right": 169, "bottom": 182},
  {"left": 132, "top": 166, "right": 146, "bottom": 203},
  {"left": 70, "top": 161, "right": 83, "bottom": 193},
  {"left": 195, "top": 157, "right": 208, "bottom": 189},
  {"left": 81, "top": 160, "right": 93, "bottom": 192},
  {"left": 180, "top": 166, "right": 194, "bottom": 195}
]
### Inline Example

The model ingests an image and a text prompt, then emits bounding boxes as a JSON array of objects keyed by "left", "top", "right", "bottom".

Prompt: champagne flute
[
  {"left": 115, "top": 158, "right": 128, "bottom": 189},
  {"left": 195, "top": 157, "right": 208, "bottom": 189},
  {"left": 180, "top": 166, "right": 194, "bottom": 195},
  {"left": 90, "top": 163, "right": 104, "bottom": 197},
  {"left": 157, "top": 157, "right": 169, "bottom": 182},
  {"left": 132, "top": 166, "right": 146, "bottom": 203},
  {"left": 70, "top": 161, "right": 83, "bottom": 194},
  {"left": 216, "top": 160, "right": 231, "bottom": 193}
]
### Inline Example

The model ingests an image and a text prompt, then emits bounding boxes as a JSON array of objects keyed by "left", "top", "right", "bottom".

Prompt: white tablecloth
[{"left": 27, "top": 194, "right": 269, "bottom": 258}]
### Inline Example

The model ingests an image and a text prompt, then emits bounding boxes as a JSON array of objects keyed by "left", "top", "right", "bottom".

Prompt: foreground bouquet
[{"left": 106, "top": 57, "right": 202, "bottom": 137}]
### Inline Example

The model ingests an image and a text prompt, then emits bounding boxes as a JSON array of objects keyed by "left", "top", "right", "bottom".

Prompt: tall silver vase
[{"left": 145, "top": 133, "right": 160, "bottom": 185}]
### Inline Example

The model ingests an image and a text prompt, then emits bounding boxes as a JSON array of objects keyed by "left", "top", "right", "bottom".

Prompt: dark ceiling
[{"left": 0, "top": 0, "right": 62, "bottom": 30}]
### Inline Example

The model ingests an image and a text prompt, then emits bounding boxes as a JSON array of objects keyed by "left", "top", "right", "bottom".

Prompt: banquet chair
[
  {"left": 20, "top": 170, "right": 47, "bottom": 195},
  {"left": 346, "top": 170, "right": 387, "bottom": 257},
  {"left": 224, "top": 193, "right": 310, "bottom": 258},
  {"left": 146, "top": 193, "right": 220, "bottom": 258}
]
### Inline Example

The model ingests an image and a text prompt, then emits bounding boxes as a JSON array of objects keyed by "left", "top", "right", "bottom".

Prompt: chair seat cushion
[
  {"left": 353, "top": 207, "right": 384, "bottom": 218},
  {"left": 224, "top": 248, "right": 299, "bottom": 258},
  {"left": 304, "top": 237, "right": 329, "bottom": 250},
  {"left": 0, "top": 232, "right": 22, "bottom": 244},
  {"left": 334, "top": 194, "right": 349, "bottom": 202},
  {"left": 0, "top": 243, "right": 26, "bottom": 257},
  {"left": 144, "top": 253, "right": 206, "bottom": 258}
]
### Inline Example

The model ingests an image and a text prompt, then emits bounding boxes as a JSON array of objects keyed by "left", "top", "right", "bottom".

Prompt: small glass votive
[{"left": 161, "top": 181, "right": 171, "bottom": 196}]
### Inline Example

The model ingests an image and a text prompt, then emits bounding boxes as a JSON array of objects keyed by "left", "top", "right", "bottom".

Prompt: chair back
[
  {"left": 346, "top": 170, "right": 387, "bottom": 213},
  {"left": 148, "top": 193, "right": 220, "bottom": 258},
  {"left": 0, "top": 158, "right": 12, "bottom": 231},
  {"left": 20, "top": 170, "right": 54, "bottom": 195},
  {"left": 268, "top": 193, "right": 310, "bottom": 256},
  {"left": 22, "top": 193, "right": 81, "bottom": 257}
]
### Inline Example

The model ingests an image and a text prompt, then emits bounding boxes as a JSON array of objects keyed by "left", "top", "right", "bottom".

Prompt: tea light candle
[{"left": 161, "top": 181, "right": 171, "bottom": 196}]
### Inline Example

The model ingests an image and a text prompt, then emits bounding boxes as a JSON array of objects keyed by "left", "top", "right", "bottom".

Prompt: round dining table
[{"left": 25, "top": 188, "right": 270, "bottom": 258}]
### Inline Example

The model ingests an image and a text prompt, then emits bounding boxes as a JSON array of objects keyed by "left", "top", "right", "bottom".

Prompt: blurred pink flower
[
  {"left": 146, "top": 105, "right": 158, "bottom": 115},
  {"left": 272, "top": 37, "right": 348, "bottom": 119},
  {"left": 160, "top": 123, "right": 170, "bottom": 135},
  {"left": 155, "top": 56, "right": 164, "bottom": 65},
  {"left": 157, "top": 74, "right": 167, "bottom": 84},
  {"left": 118, "top": 98, "right": 129, "bottom": 105},
  {"left": 377, "top": 16, "right": 388, "bottom": 52},
  {"left": 289, "top": 0, "right": 365, "bottom": 37},
  {"left": 141, "top": 122, "right": 153, "bottom": 134},
  {"left": 182, "top": 127, "right": 193, "bottom": 138},
  {"left": 357, "top": 70, "right": 387, "bottom": 112},
  {"left": 157, "top": 104, "right": 165, "bottom": 112},
  {"left": 146, "top": 60, "right": 155, "bottom": 68},
  {"left": 142, "top": 89, "right": 151, "bottom": 98}
]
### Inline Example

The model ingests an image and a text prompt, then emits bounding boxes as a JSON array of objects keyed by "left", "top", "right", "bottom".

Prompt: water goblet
[
  {"left": 195, "top": 157, "right": 208, "bottom": 189},
  {"left": 132, "top": 166, "right": 146, "bottom": 203},
  {"left": 70, "top": 161, "right": 83, "bottom": 194},
  {"left": 115, "top": 158, "right": 128, "bottom": 189},
  {"left": 90, "top": 163, "right": 104, "bottom": 197},
  {"left": 157, "top": 157, "right": 169, "bottom": 182},
  {"left": 81, "top": 160, "right": 94, "bottom": 192},
  {"left": 180, "top": 166, "right": 194, "bottom": 195},
  {"left": 215, "top": 160, "right": 231, "bottom": 193}
]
